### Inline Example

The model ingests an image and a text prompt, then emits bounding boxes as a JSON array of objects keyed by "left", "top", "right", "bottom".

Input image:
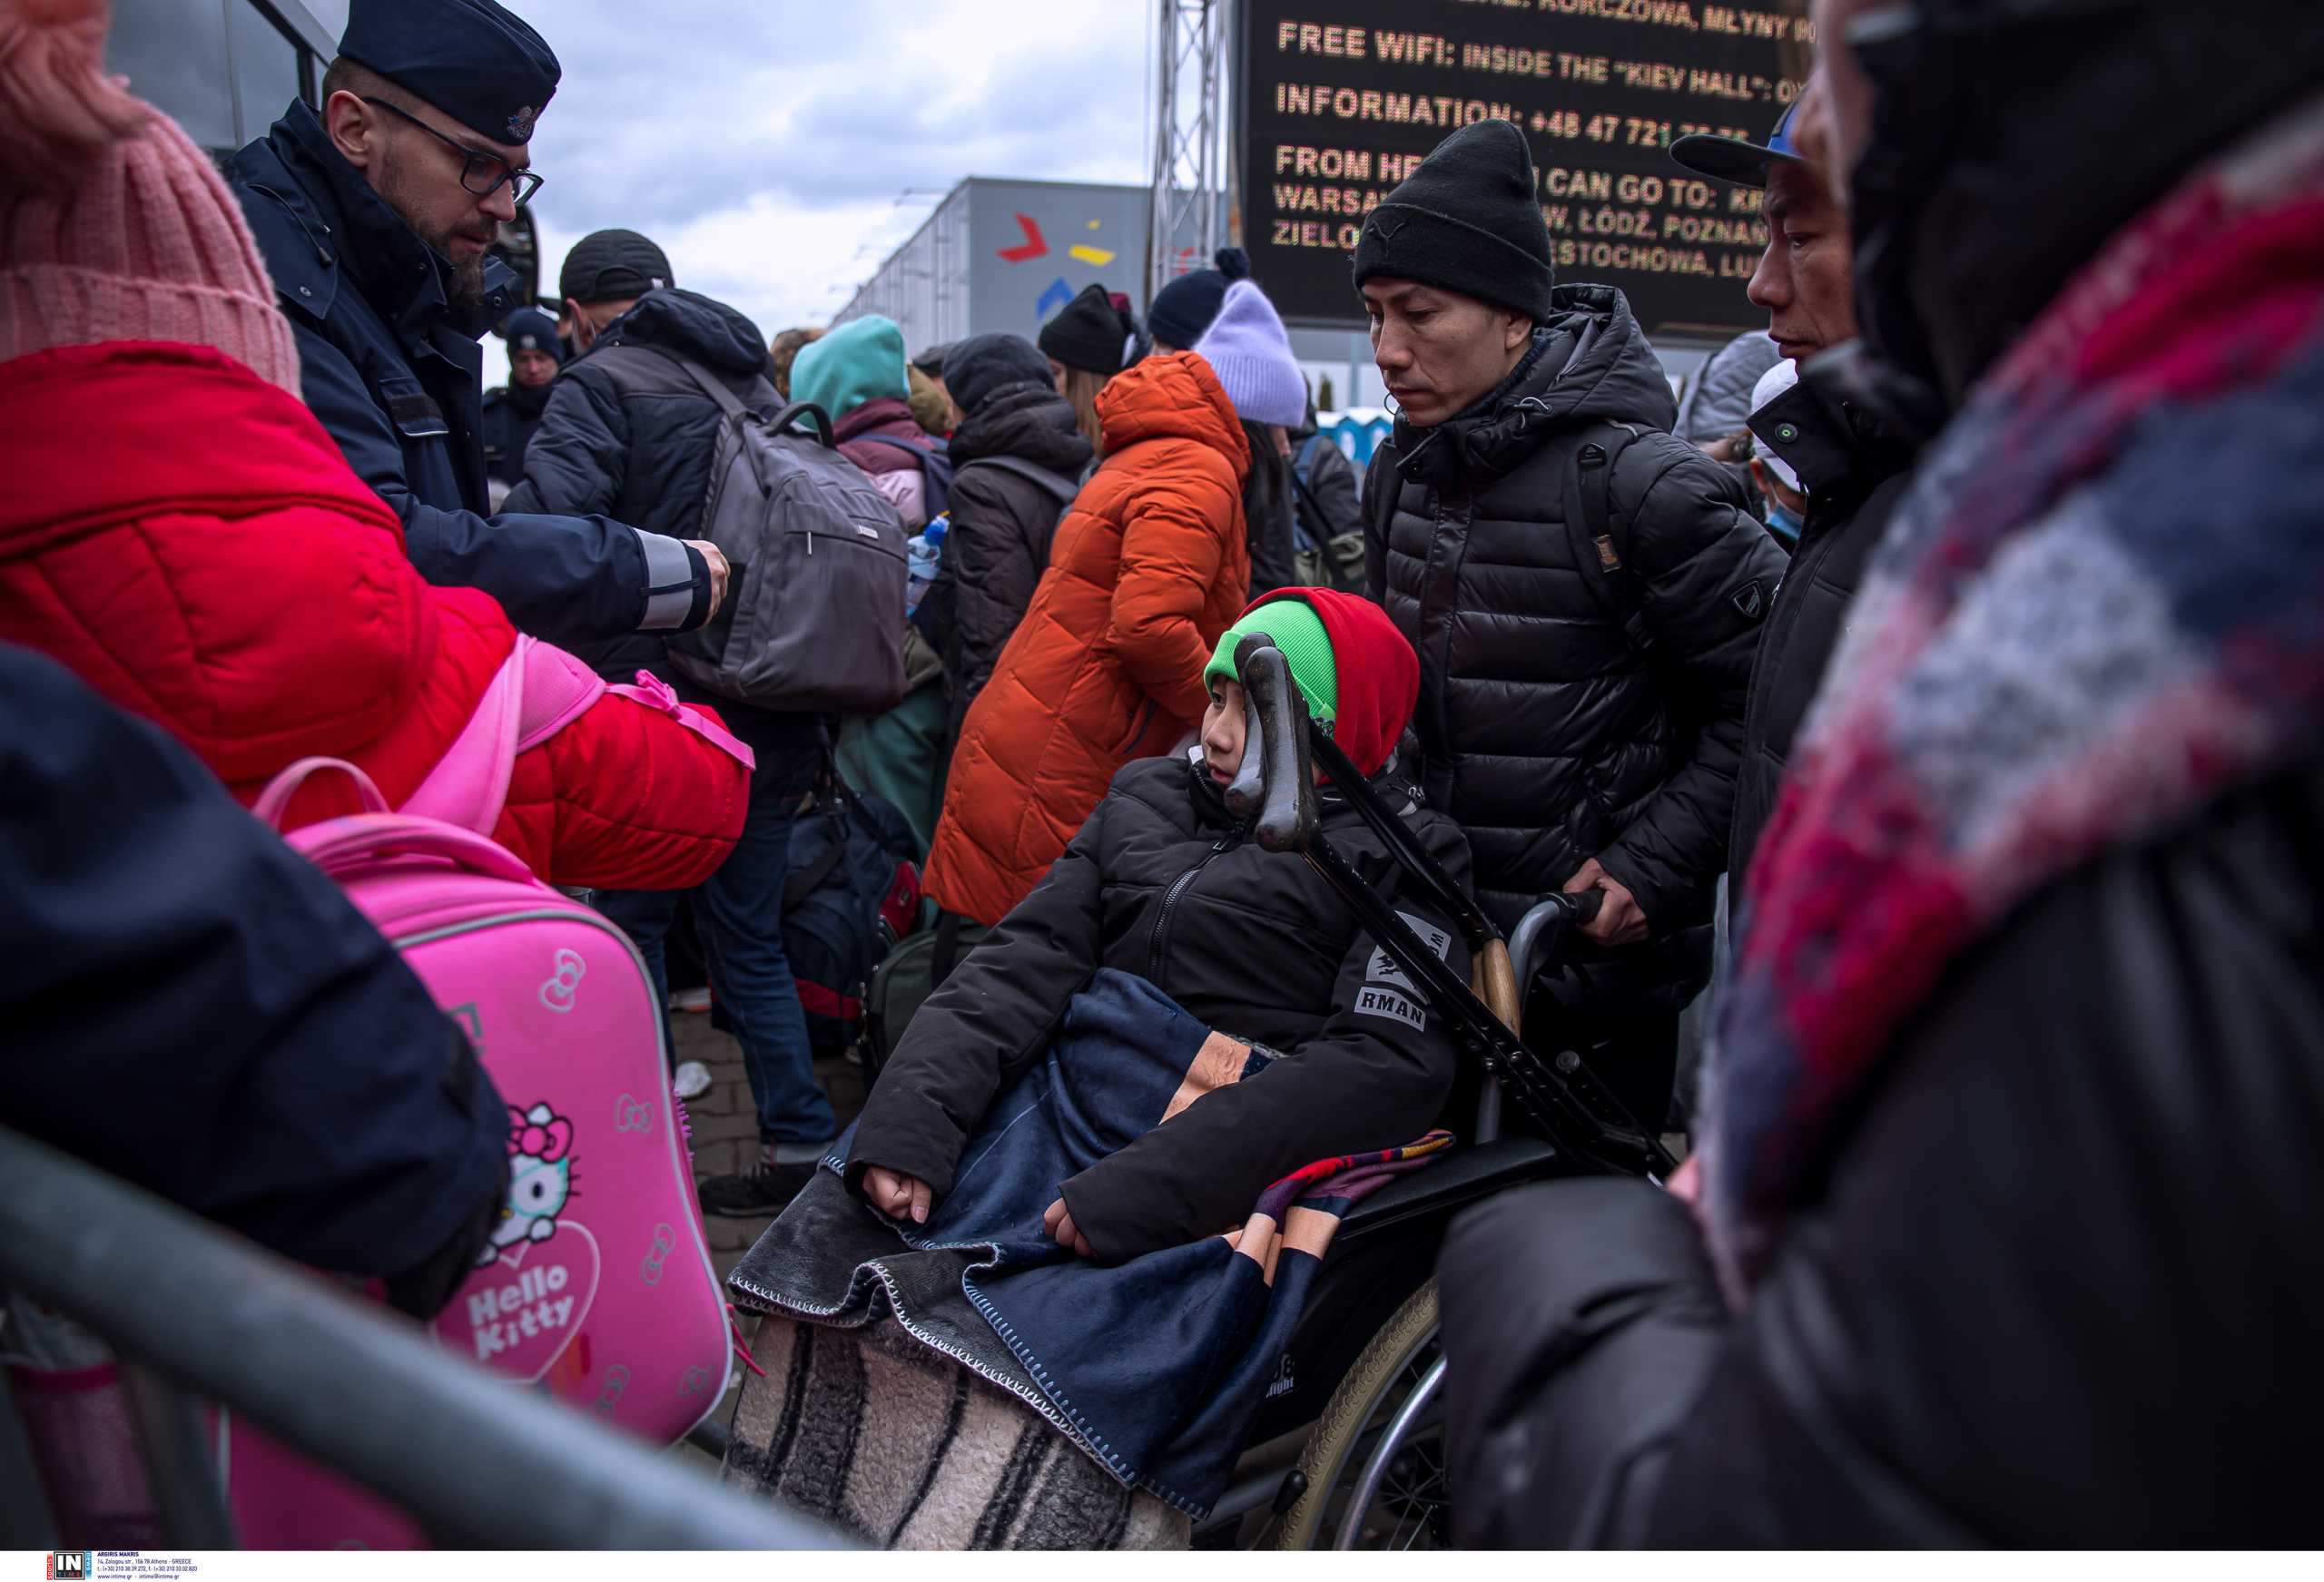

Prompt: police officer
[
  {"left": 481, "top": 305, "right": 560, "bottom": 507},
  {"left": 228, "top": 0, "right": 725, "bottom": 647}
]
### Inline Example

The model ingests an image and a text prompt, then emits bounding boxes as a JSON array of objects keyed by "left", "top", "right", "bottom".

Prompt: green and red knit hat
[{"left": 1202, "top": 586, "right": 1419, "bottom": 777}]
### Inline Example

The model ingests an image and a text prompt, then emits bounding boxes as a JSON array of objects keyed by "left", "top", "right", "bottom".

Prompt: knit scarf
[{"left": 1704, "top": 94, "right": 2324, "bottom": 1296}]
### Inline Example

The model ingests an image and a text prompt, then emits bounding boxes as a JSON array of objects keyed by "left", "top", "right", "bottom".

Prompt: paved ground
[{"left": 672, "top": 1007, "right": 869, "bottom": 1465}]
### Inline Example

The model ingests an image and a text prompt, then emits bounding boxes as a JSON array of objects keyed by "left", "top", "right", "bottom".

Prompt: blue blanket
[{"left": 727, "top": 968, "right": 1448, "bottom": 1517}]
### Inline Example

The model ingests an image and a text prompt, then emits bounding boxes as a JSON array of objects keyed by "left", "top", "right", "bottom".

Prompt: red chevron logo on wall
[{"left": 997, "top": 213, "right": 1049, "bottom": 263}]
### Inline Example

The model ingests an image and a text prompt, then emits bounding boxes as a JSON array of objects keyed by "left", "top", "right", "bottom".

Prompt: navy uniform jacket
[{"left": 228, "top": 103, "right": 709, "bottom": 646}]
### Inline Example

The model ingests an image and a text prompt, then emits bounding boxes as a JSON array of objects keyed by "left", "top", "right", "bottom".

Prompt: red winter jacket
[{"left": 0, "top": 342, "right": 747, "bottom": 887}]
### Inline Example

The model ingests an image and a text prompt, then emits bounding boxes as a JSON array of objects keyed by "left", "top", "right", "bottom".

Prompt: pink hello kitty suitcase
[{"left": 220, "top": 640, "right": 748, "bottom": 1547}]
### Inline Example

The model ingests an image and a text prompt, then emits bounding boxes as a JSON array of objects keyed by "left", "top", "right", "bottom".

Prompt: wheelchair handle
[{"left": 1226, "top": 634, "right": 1317, "bottom": 853}]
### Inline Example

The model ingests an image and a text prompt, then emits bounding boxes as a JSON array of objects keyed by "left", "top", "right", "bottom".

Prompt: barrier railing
[{"left": 0, "top": 1126, "right": 848, "bottom": 1550}]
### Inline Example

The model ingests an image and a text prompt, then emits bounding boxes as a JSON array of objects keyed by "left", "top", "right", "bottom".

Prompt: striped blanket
[{"left": 724, "top": 968, "right": 1450, "bottom": 1534}]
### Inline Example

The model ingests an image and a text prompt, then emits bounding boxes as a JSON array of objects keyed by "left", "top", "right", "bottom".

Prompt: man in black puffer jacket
[
  {"left": 922, "top": 333, "right": 1095, "bottom": 746},
  {"left": 1354, "top": 120, "right": 1787, "bottom": 1116},
  {"left": 1668, "top": 93, "right": 1914, "bottom": 883},
  {"left": 507, "top": 235, "right": 836, "bottom": 1220}
]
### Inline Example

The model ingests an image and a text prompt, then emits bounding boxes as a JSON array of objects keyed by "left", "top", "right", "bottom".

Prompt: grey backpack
[{"left": 655, "top": 354, "right": 910, "bottom": 713}]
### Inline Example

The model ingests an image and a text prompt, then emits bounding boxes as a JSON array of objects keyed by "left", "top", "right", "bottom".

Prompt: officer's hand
[
  {"left": 863, "top": 1166, "right": 931, "bottom": 1224},
  {"left": 687, "top": 540, "right": 730, "bottom": 620},
  {"left": 1563, "top": 858, "right": 1649, "bottom": 947},
  {"left": 1043, "top": 1197, "right": 1095, "bottom": 1258}
]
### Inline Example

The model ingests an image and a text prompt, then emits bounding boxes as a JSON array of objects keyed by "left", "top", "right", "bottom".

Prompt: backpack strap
[
  {"left": 783, "top": 806, "right": 851, "bottom": 913},
  {"left": 1287, "top": 449, "right": 1337, "bottom": 549},
  {"left": 399, "top": 641, "right": 527, "bottom": 834},
  {"left": 609, "top": 342, "right": 836, "bottom": 447},
  {"left": 1562, "top": 421, "right": 1657, "bottom": 656},
  {"left": 852, "top": 433, "right": 940, "bottom": 468},
  {"left": 252, "top": 757, "right": 389, "bottom": 827},
  {"left": 952, "top": 454, "right": 1079, "bottom": 506},
  {"left": 602, "top": 671, "right": 756, "bottom": 771}
]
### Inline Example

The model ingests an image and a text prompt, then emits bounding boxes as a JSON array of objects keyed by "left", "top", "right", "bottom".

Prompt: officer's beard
[
  {"left": 444, "top": 253, "right": 488, "bottom": 314},
  {"left": 374, "top": 142, "right": 491, "bottom": 314}
]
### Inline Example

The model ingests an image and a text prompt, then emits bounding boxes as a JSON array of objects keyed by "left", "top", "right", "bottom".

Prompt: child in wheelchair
[{"left": 720, "top": 588, "right": 1473, "bottom": 1548}]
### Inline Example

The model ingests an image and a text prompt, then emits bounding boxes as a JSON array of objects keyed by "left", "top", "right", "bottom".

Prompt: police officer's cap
[
  {"left": 340, "top": 0, "right": 561, "bottom": 147},
  {"left": 497, "top": 306, "right": 563, "bottom": 362}
]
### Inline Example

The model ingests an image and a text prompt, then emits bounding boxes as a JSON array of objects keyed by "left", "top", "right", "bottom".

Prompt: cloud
[{"left": 485, "top": 0, "right": 1150, "bottom": 381}]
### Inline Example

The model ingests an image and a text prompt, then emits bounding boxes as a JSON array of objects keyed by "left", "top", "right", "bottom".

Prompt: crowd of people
[{"left": 4, "top": 0, "right": 2320, "bottom": 1552}]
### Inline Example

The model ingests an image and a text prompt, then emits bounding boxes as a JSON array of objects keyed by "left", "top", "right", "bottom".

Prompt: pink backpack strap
[
  {"left": 400, "top": 638, "right": 616, "bottom": 834},
  {"left": 252, "top": 757, "right": 389, "bottom": 829},
  {"left": 514, "top": 638, "right": 607, "bottom": 752},
  {"left": 400, "top": 640, "right": 527, "bottom": 834},
  {"left": 606, "top": 671, "right": 756, "bottom": 771}
]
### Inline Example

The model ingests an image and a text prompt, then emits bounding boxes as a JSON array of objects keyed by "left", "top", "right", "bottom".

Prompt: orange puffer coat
[{"left": 924, "top": 352, "right": 1252, "bottom": 925}]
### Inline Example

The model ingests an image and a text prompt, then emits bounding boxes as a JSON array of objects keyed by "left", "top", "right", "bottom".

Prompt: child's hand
[
  {"left": 863, "top": 1167, "right": 932, "bottom": 1224},
  {"left": 1043, "top": 1197, "right": 1095, "bottom": 1258}
]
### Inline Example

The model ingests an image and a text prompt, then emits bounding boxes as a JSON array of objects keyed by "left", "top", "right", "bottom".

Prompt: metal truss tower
[{"left": 1147, "top": 0, "right": 1232, "bottom": 303}]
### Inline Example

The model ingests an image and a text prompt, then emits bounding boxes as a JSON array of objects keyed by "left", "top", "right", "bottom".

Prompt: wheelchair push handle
[{"left": 1226, "top": 634, "right": 1317, "bottom": 854}]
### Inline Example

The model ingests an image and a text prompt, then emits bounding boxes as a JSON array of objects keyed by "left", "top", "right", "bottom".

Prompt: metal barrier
[{"left": 0, "top": 1126, "right": 849, "bottom": 1550}]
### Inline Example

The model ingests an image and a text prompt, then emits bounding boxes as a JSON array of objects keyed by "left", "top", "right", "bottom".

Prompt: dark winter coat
[
  {"left": 931, "top": 380, "right": 1095, "bottom": 742},
  {"left": 2, "top": 643, "right": 503, "bottom": 1317},
  {"left": 1438, "top": 752, "right": 2324, "bottom": 1546},
  {"left": 504, "top": 289, "right": 821, "bottom": 757},
  {"left": 1294, "top": 429, "right": 1364, "bottom": 541},
  {"left": 480, "top": 376, "right": 549, "bottom": 487},
  {"left": 1363, "top": 285, "right": 1787, "bottom": 937},
  {"left": 848, "top": 752, "right": 1472, "bottom": 1262},
  {"left": 1437, "top": 18, "right": 2324, "bottom": 1544},
  {"left": 229, "top": 103, "right": 714, "bottom": 650},
  {"left": 1725, "top": 367, "right": 1912, "bottom": 882}
]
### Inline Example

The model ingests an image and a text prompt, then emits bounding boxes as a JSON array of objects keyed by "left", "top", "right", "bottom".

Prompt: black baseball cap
[
  {"left": 558, "top": 229, "right": 673, "bottom": 304},
  {"left": 1669, "top": 100, "right": 1807, "bottom": 191}
]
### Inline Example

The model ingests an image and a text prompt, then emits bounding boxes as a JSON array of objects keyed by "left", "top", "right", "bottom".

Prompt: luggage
[
  {"left": 862, "top": 911, "right": 989, "bottom": 1080},
  {"left": 218, "top": 642, "right": 748, "bottom": 1545},
  {"left": 781, "top": 769, "right": 922, "bottom": 1055},
  {"left": 654, "top": 353, "right": 911, "bottom": 714}
]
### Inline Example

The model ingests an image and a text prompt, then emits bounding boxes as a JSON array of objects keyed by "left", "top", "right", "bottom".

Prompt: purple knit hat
[{"left": 1193, "top": 280, "right": 1306, "bottom": 427}]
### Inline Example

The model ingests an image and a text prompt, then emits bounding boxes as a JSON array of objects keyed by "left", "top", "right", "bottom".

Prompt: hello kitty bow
[{"left": 507, "top": 1107, "right": 574, "bottom": 1163}]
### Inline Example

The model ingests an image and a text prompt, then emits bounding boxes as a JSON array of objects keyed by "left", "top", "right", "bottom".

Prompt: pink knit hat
[{"left": 0, "top": 0, "right": 300, "bottom": 392}]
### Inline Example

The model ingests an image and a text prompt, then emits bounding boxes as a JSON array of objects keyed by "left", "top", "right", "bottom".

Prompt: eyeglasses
[{"left": 362, "top": 96, "right": 545, "bottom": 205}]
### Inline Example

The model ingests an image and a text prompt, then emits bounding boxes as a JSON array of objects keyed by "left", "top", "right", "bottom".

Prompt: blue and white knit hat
[{"left": 1193, "top": 280, "right": 1307, "bottom": 427}]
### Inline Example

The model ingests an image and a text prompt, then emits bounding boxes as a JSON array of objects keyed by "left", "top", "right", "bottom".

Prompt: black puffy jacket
[
  {"left": 931, "top": 382, "right": 1094, "bottom": 743},
  {"left": 506, "top": 289, "right": 818, "bottom": 756},
  {"left": 1439, "top": 752, "right": 2324, "bottom": 1547},
  {"left": 1364, "top": 285, "right": 1788, "bottom": 936},
  {"left": 845, "top": 752, "right": 1472, "bottom": 1262},
  {"left": 1726, "top": 366, "right": 1912, "bottom": 882}
]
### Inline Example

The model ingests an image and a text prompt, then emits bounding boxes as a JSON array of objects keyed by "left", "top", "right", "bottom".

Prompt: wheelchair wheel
[{"left": 1271, "top": 1279, "right": 1447, "bottom": 1550}]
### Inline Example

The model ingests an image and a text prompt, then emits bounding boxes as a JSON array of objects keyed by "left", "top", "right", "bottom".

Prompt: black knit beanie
[
  {"left": 1038, "top": 282, "right": 1137, "bottom": 375},
  {"left": 1350, "top": 119, "right": 1555, "bottom": 322},
  {"left": 1147, "top": 247, "right": 1249, "bottom": 349},
  {"left": 943, "top": 332, "right": 1054, "bottom": 418}
]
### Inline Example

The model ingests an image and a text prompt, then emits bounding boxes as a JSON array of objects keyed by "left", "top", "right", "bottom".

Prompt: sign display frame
[{"left": 1235, "top": 0, "right": 1811, "bottom": 339}]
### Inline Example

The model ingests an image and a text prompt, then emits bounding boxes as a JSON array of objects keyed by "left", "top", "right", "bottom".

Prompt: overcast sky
[{"left": 481, "top": 0, "right": 1154, "bottom": 383}]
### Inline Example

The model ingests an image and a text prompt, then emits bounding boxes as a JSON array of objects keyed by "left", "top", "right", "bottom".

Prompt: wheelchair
[{"left": 1187, "top": 635, "right": 1677, "bottom": 1550}]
